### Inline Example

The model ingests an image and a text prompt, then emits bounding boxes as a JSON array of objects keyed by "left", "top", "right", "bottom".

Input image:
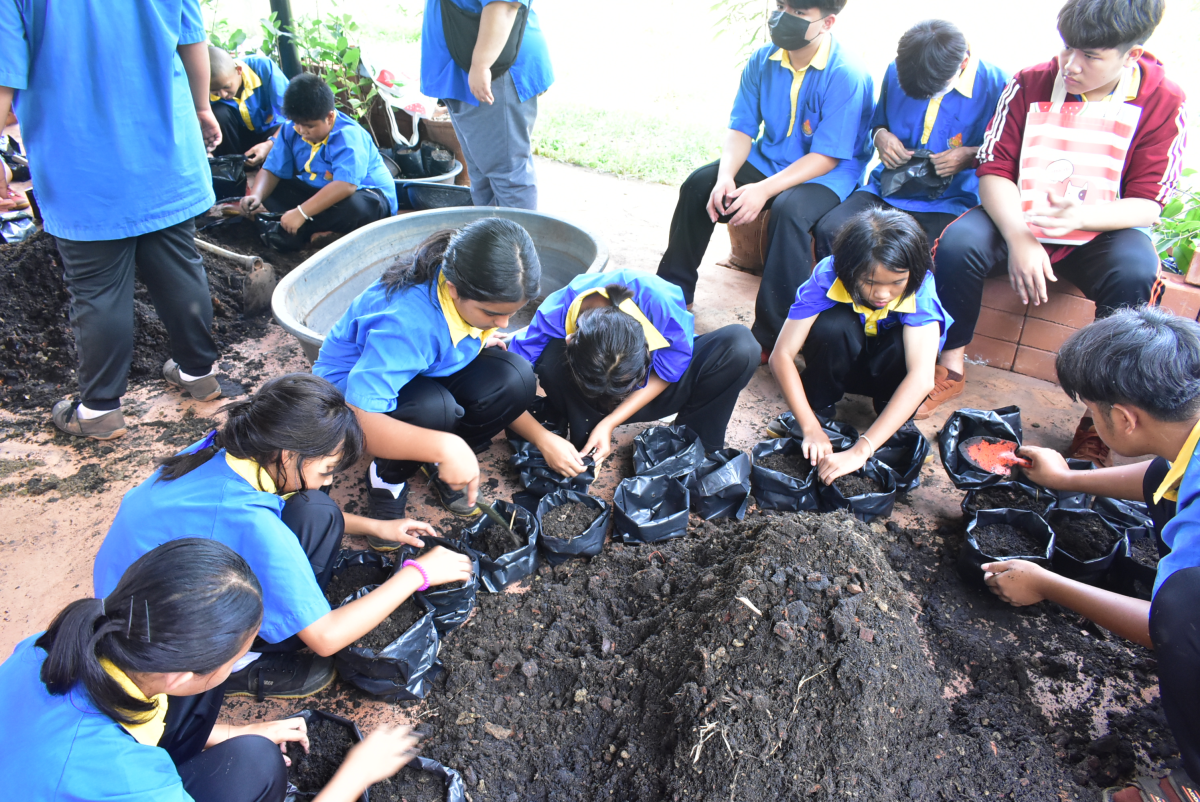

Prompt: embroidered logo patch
[
  {"left": 802, "top": 119, "right": 813, "bottom": 136},
  {"left": 324, "top": 171, "right": 334, "bottom": 181},
  {"left": 947, "top": 133, "right": 963, "bottom": 149}
]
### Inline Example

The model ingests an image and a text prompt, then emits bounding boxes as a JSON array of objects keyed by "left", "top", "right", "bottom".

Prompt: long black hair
[
  {"left": 157, "top": 373, "right": 365, "bottom": 492},
  {"left": 832, "top": 208, "right": 931, "bottom": 306},
  {"left": 35, "top": 538, "right": 263, "bottom": 725},
  {"left": 565, "top": 284, "right": 651, "bottom": 412},
  {"left": 380, "top": 218, "right": 541, "bottom": 305}
]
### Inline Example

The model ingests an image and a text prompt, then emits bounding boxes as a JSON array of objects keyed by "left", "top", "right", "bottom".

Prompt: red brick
[
  {"left": 1052, "top": 278, "right": 1086, "bottom": 297},
  {"left": 1027, "top": 290, "right": 1096, "bottom": 328},
  {"left": 981, "top": 277, "right": 1028, "bottom": 315},
  {"left": 1159, "top": 273, "right": 1200, "bottom": 321},
  {"left": 975, "top": 306, "right": 1025, "bottom": 343},
  {"left": 1013, "top": 345, "right": 1059, "bottom": 384},
  {"left": 1020, "top": 318, "right": 1077, "bottom": 353},
  {"left": 966, "top": 334, "right": 1018, "bottom": 370}
]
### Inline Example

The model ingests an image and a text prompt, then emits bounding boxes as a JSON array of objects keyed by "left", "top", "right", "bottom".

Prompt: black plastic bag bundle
[
  {"left": 1092, "top": 496, "right": 1154, "bottom": 533},
  {"left": 1105, "top": 527, "right": 1159, "bottom": 601},
  {"left": 1045, "top": 508, "right": 1126, "bottom": 584},
  {"left": 535, "top": 489, "right": 610, "bottom": 565},
  {"left": 613, "top": 475, "right": 690, "bottom": 544},
  {"left": 633, "top": 425, "right": 706, "bottom": 480},
  {"left": 332, "top": 568, "right": 442, "bottom": 702},
  {"left": 873, "top": 426, "right": 931, "bottom": 494},
  {"left": 938, "top": 406, "right": 1023, "bottom": 490},
  {"left": 878, "top": 149, "right": 954, "bottom": 200},
  {"left": 209, "top": 154, "right": 247, "bottom": 202},
  {"left": 461, "top": 500, "right": 539, "bottom": 592},
  {"left": 325, "top": 549, "right": 396, "bottom": 606},
  {"left": 373, "top": 755, "right": 467, "bottom": 802},
  {"left": 818, "top": 459, "right": 899, "bottom": 522},
  {"left": 766, "top": 408, "right": 837, "bottom": 438},
  {"left": 958, "top": 508, "right": 1055, "bottom": 588},
  {"left": 508, "top": 436, "right": 596, "bottom": 497},
  {"left": 750, "top": 437, "right": 820, "bottom": 512},
  {"left": 284, "top": 709, "right": 367, "bottom": 802},
  {"left": 686, "top": 448, "right": 752, "bottom": 520},
  {"left": 405, "top": 537, "right": 481, "bottom": 634}
]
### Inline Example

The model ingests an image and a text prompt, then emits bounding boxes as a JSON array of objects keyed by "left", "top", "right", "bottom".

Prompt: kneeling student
[
  {"left": 92, "top": 374, "right": 471, "bottom": 700},
  {"left": 507, "top": 269, "right": 760, "bottom": 475},
  {"left": 208, "top": 46, "right": 288, "bottom": 167},
  {"left": 0, "top": 538, "right": 421, "bottom": 802},
  {"left": 769, "top": 208, "right": 950, "bottom": 485},
  {"left": 980, "top": 307, "right": 1200, "bottom": 801},
  {"left": 242, "top": 73, "right": 397, "bottom": 250}
]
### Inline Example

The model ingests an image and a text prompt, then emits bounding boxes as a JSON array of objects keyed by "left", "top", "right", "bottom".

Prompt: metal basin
[{"left": 272, "top": 207, "right": 610, "bottom": 362}]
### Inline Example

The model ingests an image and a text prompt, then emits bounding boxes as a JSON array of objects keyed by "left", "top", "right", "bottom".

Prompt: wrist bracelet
[
  {"left": 402, "top": 559, "right": 430, "bottom": 592},
  {"left": 858, "top": 434, "right": 876, "bottom": 457},
  {"left": 296, "top": 205, "right": 312, "bottom": 222}
]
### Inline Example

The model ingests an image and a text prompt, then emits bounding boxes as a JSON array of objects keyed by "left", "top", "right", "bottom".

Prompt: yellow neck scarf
[
  {"left": 826, "top": 278, "right": 916, "bottom": 336},
  {"left": 210, "top": 61, "right": 265, "bottom": 131},
  {"left": 437, "top": 272, "right": 497, "bottom": 347},
  {"left": 563, "top": 288, "right": 671, "bottom": 351},
  {"left": 99, "top": 658, "right": 168, "bottom": 747},
  {"left": 1154, "top": 418, "right": 1200, "bottom": 504}
]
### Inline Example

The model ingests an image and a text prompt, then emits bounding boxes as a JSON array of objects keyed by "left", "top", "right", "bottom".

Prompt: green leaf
[
  {"left": 1178, "top": 239, "right": 1197, "bottom": 272},
  {"left": 1162, "top": 198, "right": 1185, "bottom": 219}
]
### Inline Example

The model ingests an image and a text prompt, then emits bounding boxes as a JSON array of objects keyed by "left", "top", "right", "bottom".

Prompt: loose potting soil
[
  {"left": 756, "top": 451, "right": 813, "bottom": 480},
  {"left": 287, "top": 717, "right": 355, "bottom": 793},
  {"left": 325, "top": 564, "right": 390, "bottom": 607},
  {"left": 1130, "top": 537, "right": 1160, "bottom": 570},
  {"left": 541, "top": 501, "right": 601, "bottom": 542},
  {"left": 971, "top": 522, "right": 1047, "bottom": 558},
  {"left": 371, "top": 766, "right": 445, "bottom": 802},
  {"left": 833, "top": 472, "right": 883, "bottom": 497},
  {"left": 1053, "top": 516, "right": 1120, "bottom": 562},
  {"left": 471, "top": 522, "right": 527, "bottom": 561},
  {"left": 963, "top": 485, "right": 1052, "bottom": 516},
  {"left": 357, "top": 599, "right": 426, "bottom": 652}
]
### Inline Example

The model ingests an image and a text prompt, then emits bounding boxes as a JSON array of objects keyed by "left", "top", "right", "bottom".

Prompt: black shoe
[
  {"left": 366, "top": 462, "right": 410, "bottom": 551},
  {"left": 421, "top": 463, "right": 480, "bottom": 516},
  {"left": 225, "top": 652, "right": 336, "bottom": 702}
]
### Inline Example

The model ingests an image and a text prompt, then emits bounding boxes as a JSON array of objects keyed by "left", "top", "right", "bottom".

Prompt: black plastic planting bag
[
  {"left": 332, "top": 564, "right": 442, "bottom": 701},
  {"left": 536, "top": 489, "right": 610, "bottom": 565},
  {"left": 633, "top": 425, "right": 707, "bottom": 480},
  {"left": 613, "top": 475, "right": 690, "bottom": 543},
  {"left": 1092, "top": 496, "right": 1154, "bottom": 533},
  {"left": 958, "top": 508, "right": 1055, "bottom": 588},
  {"left": 508, "top": 436, "right": 596, "bottom": 497},
  {"left": 818, "top": 459, "right": 899, "bottom": 522},
  {"left": 879, "top": 149, "right": 954, "bottom": 200},
  {"left": 962, "top": 480, "right": 1055, "bottom": 522},
  {"left": 461, "top": 499, "right": 539, "bottom": 592},
  {"left": 687, "top": 448, "right": 752, "bottom": 520},
  {"left": 939, "top": 406, "right": 1024, "bottom": 490},
  {"left": 1045, "top": 508, "right": 1126, "bottom": 584},
  {"left": 406, "top": 537, "right": 481, "bottom": 634},
  {"left": 375, "top": 755, "right": 467, "bottom": 802},
  {"left": 209, "top": 154, "right": 247, "bottom": 202},
  {"left": 284, "top": 709, "right": 367, "bottom": 802},
  {"left": 874, "top": 426, "right": 931, "bottom": 494},
  {"left": 1106, "top": 528, "right": 1159, "bottom": 601},
  {"left": 750, "top": 437, "right": 820, "bottom": 512}
]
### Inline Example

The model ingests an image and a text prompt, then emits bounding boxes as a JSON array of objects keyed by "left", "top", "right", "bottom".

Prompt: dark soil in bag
[
  {"left": 371, "top": 766, "right": 444, "bottom": 802},
  {"left": 540, "top": 501, "right": 601, "bottom": 541},
  {"left": 1130, "top": 535, "right": 1161, "bottom": 569},
  {"left": 356, "top": 599, "right": 427, "bottom": 652},
  {"left": 287, "top": 716, "right": 355, "bottom": 793},
  {"left": 471, "top": 522, "right": 528, "bottom": 561},
  {"left": 964, "top": 485, "right": 1053, "bottom": 516},
  {"left": 832, "top": 472, "right": 882, "bottom": 497},
  {"left": 1053, "top": 514, "right": 1122, "bottom": 561},
  {"left": 754, "top": 451, "right": 813, "bottom": 480},
  {"left": 324, "top": 564, "right": 389, "bottom": 606},
  {"left": 973, "top": 523, "right": 1047, "bottom": 558}
]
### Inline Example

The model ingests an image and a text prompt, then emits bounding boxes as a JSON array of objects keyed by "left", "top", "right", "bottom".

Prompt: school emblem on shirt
[
  {"left": 324, "top": 170, "right": 333, "bottom": 181},
  {"left": 802, "top": 119, "right": 813, "bottom": 136},
  {"left": 947, "top": 133, "right": 963, "bottom": 149}
]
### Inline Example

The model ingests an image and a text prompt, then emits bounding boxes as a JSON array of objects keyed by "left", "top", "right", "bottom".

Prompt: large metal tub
[{"left": 272, "top": 208, "right": 610, "bottom": 362}]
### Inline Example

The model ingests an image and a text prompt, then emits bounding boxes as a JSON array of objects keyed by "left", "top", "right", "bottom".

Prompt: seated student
[
  {"left": 208, "top": 46, "right": 288, "bottom": 167},
  {"left": 0, "top": 538, "right": 421, "bottom": 802},
  {"left": 980, "top": 308, "right": 1200, "bottom": 802},
  {"left": 915, "top": 0, "right": 1187, "bottom": 439},
  {"left": 506, "top": 269, "right": 760, "bottom": 473},
  {"left": 813, "top": 20, "right": 1009, "bottom": 257},
  {"left": 313, "top": 218, "right": 540, "bottom": 516},
  {"left": 655, "top": 0, "right": 874, "bottom": 355},
  {"left": 769, "top": 208, "right": 949, "bottom": 483},
  {"left": 242, "top": 73, "right": 398, "bottom": 251},
  {"left": 92, "top": 374, "right": 471, "bottom": 700}
]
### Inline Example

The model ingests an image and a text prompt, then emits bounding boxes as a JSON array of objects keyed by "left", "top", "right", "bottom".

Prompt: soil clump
[
  {"left": 833, "top": 471, "right": 883, "bottom": 497},
  {"left": 756, "top": 451, "right": 812, "bottom": 480},
  {"left": 371, "top": 766, "right": 445, "bottom": 802},
  {"left": 1053, "top": 516, "right": 1120, "bottom": 561},
  {"left": 972, "top": 522, "right": 1047, "bottom": 557},
  {"left": 963, "top": 485, "right": 1053, "bottom": 516},
  {"left": 470, "top": 522, "right": 527, "bottom": 561},
  {"left": 1131, "top": 536, "right": 1160, "bottom": 569},
  {"left": 287, "top": 716, "right": 355, "bottom": 793},
  {"left": 541, "top": 501, "right": 601, "bottom": 541},
  {"left": 325, "top": 564, "right": 390, "bottom": 607}
]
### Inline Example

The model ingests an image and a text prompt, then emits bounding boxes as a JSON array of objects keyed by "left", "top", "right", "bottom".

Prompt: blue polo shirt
[
  {"left": 1152, "top": 423, "right": 1200, "bottom": 598},
  {"left": 92, "top": 447, "right": 330, "bottom": 644},
  {"left": 788, "top": 256, "right": 951, "bottom": 348},
  {"left": 510, "top": 269, "right": 695, "bottom": 385},
  {"left": 864, "top": 56, "right": 1010, "bottom": 216},
  {"left": 729, "top": 37, "right": 875, "bottom": 202},
  {"left": 314, "top": 274, "right": 498, "bottom": 413},
  {"left": 212, "top": 54, "right": 289, "bottom": 133},
  {"left": 0, "top": 0, "right": 215, "bottom": 241},
  {"left": 0, "top": 636, "right": 192, "bottom": 801},
  {"left": 262, "top": 111, "right": 398, "bottom": 214},
  {"left": 420, "top": 0, "right": 554, "bottom": 106}
]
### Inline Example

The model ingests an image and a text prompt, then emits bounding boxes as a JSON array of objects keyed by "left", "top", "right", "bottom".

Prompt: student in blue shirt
[
  {"left": 313, "top": 218, "right": 540, "bottom": 516},
  {"left": 0, "top": 538, "right": 422, "bottom": 802},
  {"left": 0, "top": 0, "right": 224, "bottom": 440},
  {"left": 420, "top": 0, "right": 553, "bottom": 209},
  {"left": 242, "top": 74, "right": 397, "bottom": 252},
  {"left": 209, "top": 47, "right": 289, "bottom": 167},
  {"left": 93, "top": 374, "right": 470, "bottom": 700},
  {"left": 769, "top": 209, "right": 949, "bottom": 484},
  {"left": 814, "top": 21, "right": 1010, "bottom": 258},
  {"left": 657, "top": 0, "right": 874, "bottom": 355},
  {"left": 507, "top": 270, "right": 760, "bottom": 474},
  {"left": 979, "top": 308, "right": 1200, "bottom": 800}
]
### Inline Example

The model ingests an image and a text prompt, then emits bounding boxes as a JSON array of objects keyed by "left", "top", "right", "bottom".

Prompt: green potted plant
[{"left": 1155, "top": 167, "right": 1200, "bottom": 285}]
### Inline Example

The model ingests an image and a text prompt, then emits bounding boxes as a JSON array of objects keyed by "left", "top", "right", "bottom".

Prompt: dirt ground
[{"left": 0, "top": 157, "right": 1173, "bottom": 799}]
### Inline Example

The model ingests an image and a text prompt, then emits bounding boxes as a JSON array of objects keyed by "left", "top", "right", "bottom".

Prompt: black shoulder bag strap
[{"left": 440, "top": 0, "right": 531, "bottom": 79}]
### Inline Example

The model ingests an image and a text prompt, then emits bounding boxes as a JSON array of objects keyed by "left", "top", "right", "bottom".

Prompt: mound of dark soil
[
  {"left": 357, "top": 598, "right": 426, "bottom": 652},
  {"left": 372, "top": 765, "right": 446, "bottom": 802},
  {"left": 198, "top": 219, "right": 323, "bottom": 276},
  {"left": 833, "top": 472, "right": 883, "bottom": 497},
  {"left": 756, "top": 451, "right": 812, "bottom": 480},
  {"left": 325, "top": 564, "right": 390, "bottom": 607},
  {"left": 288, "top": 716, "right": 355, "bottom": 792},
  {"left": 541, "top": 502, "right": 601, "bottom": 542},
  {"left": 963, "top": 485, "right": 1053, "bottom": 516},
  {"left": 973, "top": 522, "right": 1047, "bottom": 558},
  {"left": 1053, "top": 516, "right": 1121, "bottom": 561}
]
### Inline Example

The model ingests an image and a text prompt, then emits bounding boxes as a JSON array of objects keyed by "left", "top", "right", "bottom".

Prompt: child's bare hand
[
  {"left": 337, "top": 725, "right": 421, "bottom": 787},
  {"left": 415, "top": 546, "right": 474, "bottom": 587},
  {"left": 981, "top": 560, "right": 1048, "bottom": 606},
  {"left": 240, "top": 195, "right": 263, "bottom": 216},
  {"left": 196, "top": 108, "right": 223, "bottom": 153},
  {"left": 369, "top": 518, "right": 435, "bottom": 548},
  {"left": 281, "top": 207, "right": 305, "bottom": 234},
  {"left": 244, "top": 141, "right": 273, "bottom": 168}
]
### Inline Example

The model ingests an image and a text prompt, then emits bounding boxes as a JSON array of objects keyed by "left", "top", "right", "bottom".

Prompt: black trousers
[
  {"left": 814, "top": 190, "right": 957, "bottom": 261},
  {"left": 533, "top": 325, "right": 761, "bottom": 453},
  {"left": 263, "top": 179, "right": 391, "bottom": 245},
  {"left": 54, "top": 218, "right": 219, "bottom": 409},
  {"left": 800, "top": 303, "right": 909, "bottom": 414},
  {"left": 375, "top": 348, "right": 537, "bottom": 483},
  {"left": 210, "top": 101, "right": 274, "bottom": 157},
  {"left": 932, "top": 206, "right": 1160, "bottom": 350},
  {"left": 162, "top": 684, "right": 288, "bottom": 802},
  {"left": 656, "top": 159, "right": 841, "bottom": 352},
  {"left": 1150, "top": 567, "right": 1200, "bottom": 785},
  {"left": 1142, "top": 456, "right": 1177, "bottom": 557}
]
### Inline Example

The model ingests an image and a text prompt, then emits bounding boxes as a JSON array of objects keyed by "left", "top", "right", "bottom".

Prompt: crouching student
[
  {"left": 769, "top": 208, "right": 949, "bottom": 484},
  {"left": 242, "top": 73, "right": 397, "bottom": 251},
  {"left": 507, "top": 269, "right": 760, "bottom": 474},
  {"left": 313, "top": 218, "right": 540, "bottom": 516},
  {"left": 92, "top": 374, "right": 471, "bottom": 701},
  {"left": 209, "top": 46, "right": 288, "bottom": 167},
  {"left": 980, "top": 308, "right": 1200, "bottom": 801},
  {"left": 0, "top": 538, "right": 421, "bottom": 802}
]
